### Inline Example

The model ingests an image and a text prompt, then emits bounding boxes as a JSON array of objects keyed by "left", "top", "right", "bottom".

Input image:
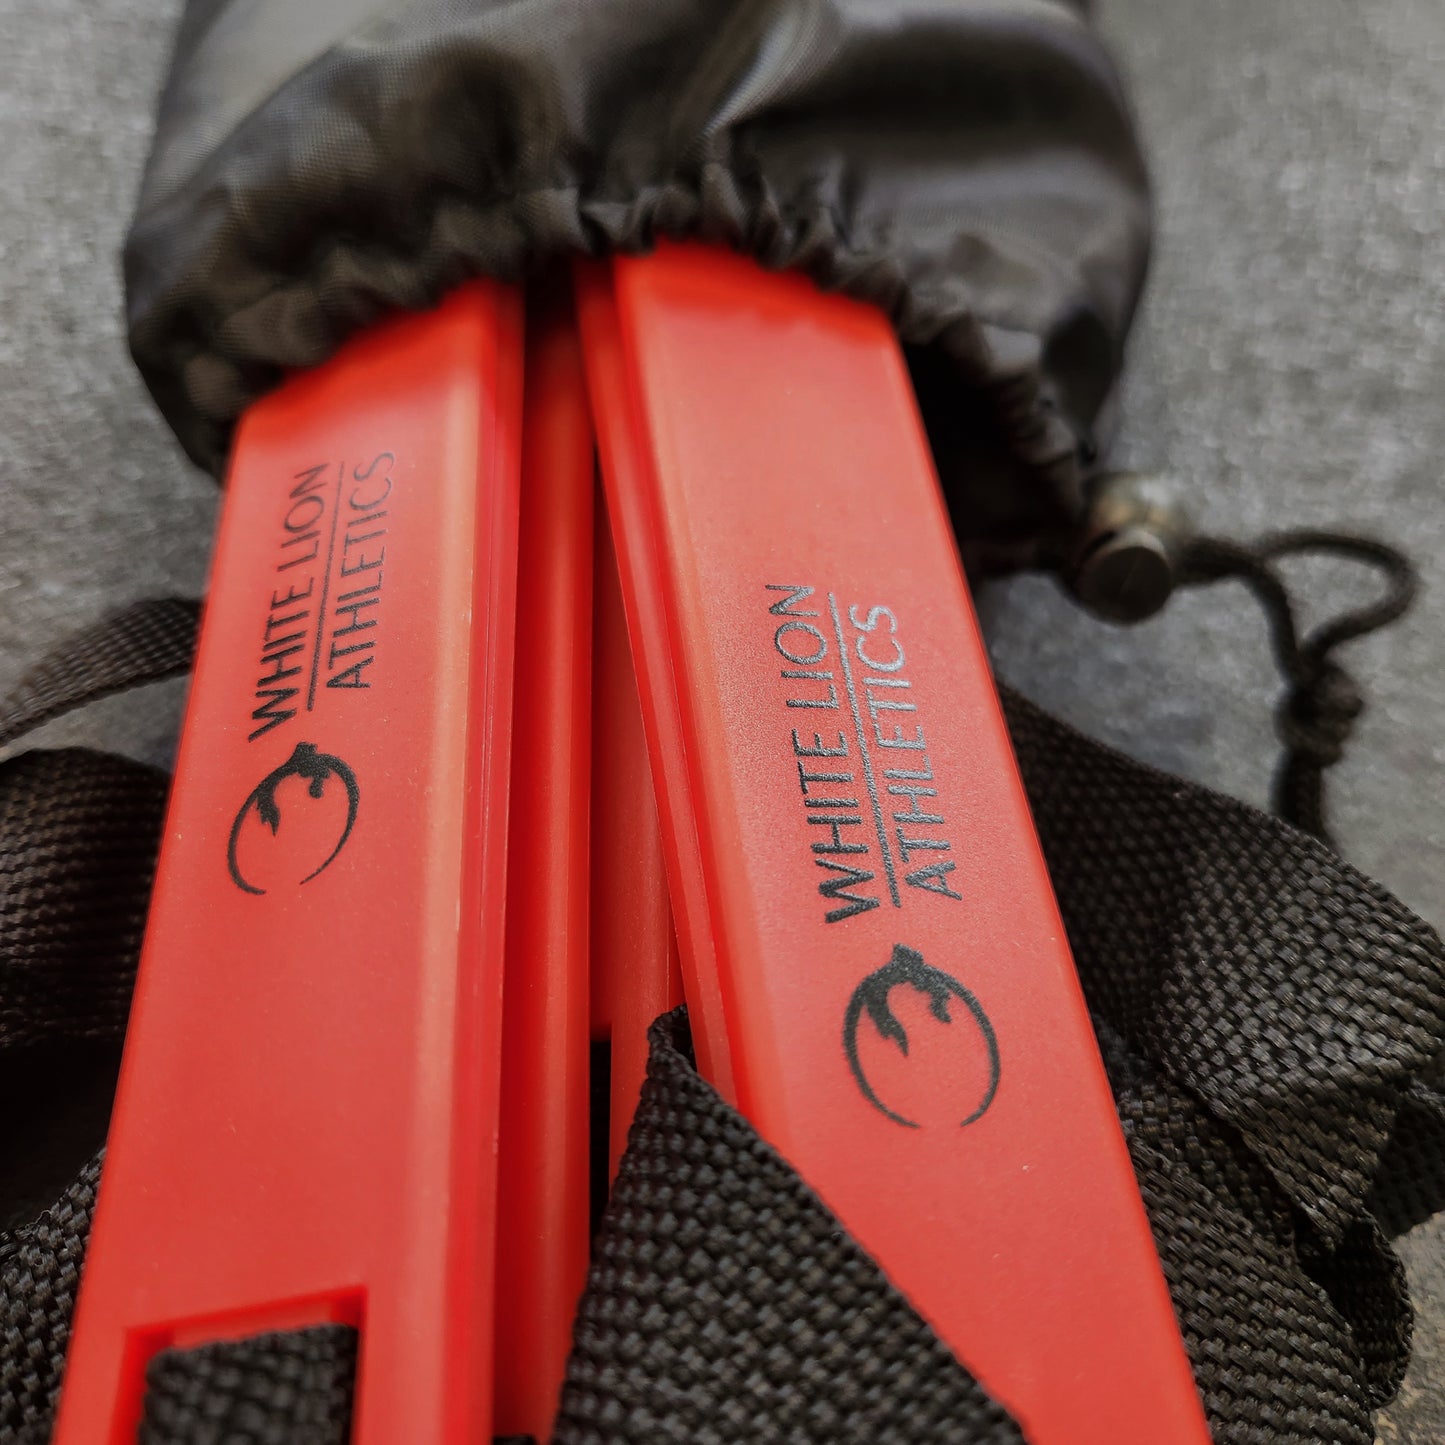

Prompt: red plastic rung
[
  {"left": 577, "top": 244, "right": 1212, "bottom": 1445},
  {"left": 55, "top": 283, "right": 524, "bottom": 1445}
]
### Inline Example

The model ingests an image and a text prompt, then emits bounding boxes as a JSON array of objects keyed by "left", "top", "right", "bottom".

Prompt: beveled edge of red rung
[
  {"left": 590, "top": 503, "right": 684, "bottom": 1181},
  {"left": 573, "top": 259, "right": 736, "bottom": 1102},
  {"left": 493, "top": 287, "right": 595, "bottom": 1441}
]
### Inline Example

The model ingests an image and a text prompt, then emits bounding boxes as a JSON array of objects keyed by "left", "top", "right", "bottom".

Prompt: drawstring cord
[{"left": 1177, "top": 531, "right": 1417, "bottom": 844}]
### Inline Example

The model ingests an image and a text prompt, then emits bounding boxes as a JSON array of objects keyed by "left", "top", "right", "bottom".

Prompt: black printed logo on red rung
[
  {"left": 226, "top": 742, "right": 360, "bottom": 896},
  {"left": 843, "top": 945, "right": 999, "bottom": 1129}
]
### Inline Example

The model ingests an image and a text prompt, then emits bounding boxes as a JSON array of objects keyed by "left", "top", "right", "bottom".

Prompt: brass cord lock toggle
[{"left": 1066, "top": 472, "right": 1195, "bottom": 624}]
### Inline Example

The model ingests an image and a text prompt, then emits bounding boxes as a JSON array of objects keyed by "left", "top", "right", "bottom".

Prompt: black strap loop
[
  {"left": 0, "top": 597, "right": 199, "bottom": 750},
  {"left": 1179, "top": 531, "right": 1417, "bottom": 843}
]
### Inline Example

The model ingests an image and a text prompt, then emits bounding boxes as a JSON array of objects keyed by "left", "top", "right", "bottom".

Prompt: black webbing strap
[
  {"left": 2, "top": 600, "right": 1444, "bottom": 1443},
  {"left": 137, "top": 1327, "right": 357, "bottom": 1445},
  {"left": 0, "top": 601, "right": 197, "bottom": 1442},
  {"left": 0, "top": 600, "right": 366, "bottom": 1444},
  {"left": 1002, "top": 687, "right": 1445, "bottom": 1440},
  {"left": 1001, "top": 687, "right": 1445, "bottom": 1248},
  {"left": 0, "top": 749, "right": 168, "bottom": 1054},
  {"left": 1097, "top": 1019, "right": 1409, "bottom": 1443},
  {"left": 555, "top": 1010, "right": 1025, "bottom": 1445},
  {"left": 1370, "top": 1050, "right": 1445, "bottom": 1240},
  {"left": 0, "top": 598, "right": 199, "bottom": 751},
  {"left": 0, "top": 1156, "right": 102, "bottom": 1443}
]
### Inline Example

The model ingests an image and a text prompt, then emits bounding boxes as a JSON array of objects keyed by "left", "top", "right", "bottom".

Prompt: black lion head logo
[
  {"left": 226, "top": 741, "right": 360, "bottom": 896},
  {"left": 843, "top": 944, "right": 999, "bottom": 1129}
]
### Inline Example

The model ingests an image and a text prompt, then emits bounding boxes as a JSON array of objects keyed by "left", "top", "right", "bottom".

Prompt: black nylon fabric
[
  {"left": 128, "top": 0, "right": 1148, "bottom": 551},
  {"left": 547, "top": 699, "right": 1445, "bottom": 1444},
  {"left": 0, "top": 599, "right": 199, "bottom": 753},
  {"left": 561, "top": 1003, "right": 1421, "bottom": 1445},
  {"left": 0, "top": 1155, "right": 102, "bottom": 1444},
  {"left": 137, "top": 1326, "right": 358, "bottom": 1445},
  {"left": 0, "top": 749, "right": 168, "bottom": 1054},
  {"left": 1371, "top": 1052, "right": 1445, "bottom": 1240},
  {"left": 0, "top": 605, "right": 189, "bottom": 1439},
  {"left": 555, "top": 1010, "right": 1025, "bottom": 1445},
  {"left": 1097, "top": 1025, "right": 1406, "bottom": 1443},
  {"left": 998, "top": 689, "right": 1445, "bottom": 1437},
  {"left": 1000, "top": 688, "right": 1445, "bottom": 1252},
  {"left": 0, "top": 597, "right": 194, "bottom": 1063},
  {"left": 0, "top": 738, "right": 164, "bottom": 1436},
  {"left": 0, "top": 598, "right": 194, "bottom": 1238},
  {"left": 0, "top": 744, "right": 172, "bottom": 1437}
]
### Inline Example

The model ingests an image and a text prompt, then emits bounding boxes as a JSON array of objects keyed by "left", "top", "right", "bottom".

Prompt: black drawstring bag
[
  {"left": 126, "top": 0, "right": 1145, "bottom": 553},
  {"left": 5, "top": 2, "right": 1445, "bottom": 1440}
]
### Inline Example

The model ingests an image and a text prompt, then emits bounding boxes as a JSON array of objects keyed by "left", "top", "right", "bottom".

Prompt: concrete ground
[{"left": 1, "top": 0, "right": 1440, "bottom": 1437}]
